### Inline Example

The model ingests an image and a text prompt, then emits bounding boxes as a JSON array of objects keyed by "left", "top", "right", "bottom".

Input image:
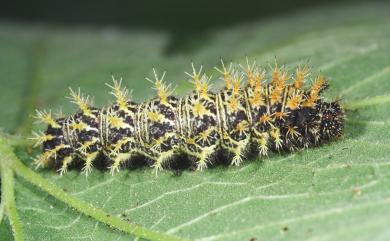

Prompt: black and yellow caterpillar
[{"left": 32, "top": 59, "right": 345, "bottom": 175}]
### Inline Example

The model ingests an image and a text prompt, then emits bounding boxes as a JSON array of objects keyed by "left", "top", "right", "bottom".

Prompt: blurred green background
[{"left": 0, "top": 0, "right": 378, "bottom": 54}]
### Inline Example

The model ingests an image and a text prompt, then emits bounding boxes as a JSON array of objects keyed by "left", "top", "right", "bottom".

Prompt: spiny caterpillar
[{"left": 32, "top": 59, "right": 345, "bottom": 175}]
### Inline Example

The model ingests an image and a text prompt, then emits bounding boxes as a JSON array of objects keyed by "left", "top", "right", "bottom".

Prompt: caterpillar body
[{"left": 32, "top": 59, "right": 345, "bottom": 175}]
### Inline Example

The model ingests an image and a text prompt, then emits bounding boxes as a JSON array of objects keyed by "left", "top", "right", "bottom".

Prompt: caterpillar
[{"left": 31, "top": 59, "right": 345, "bottom": 175}]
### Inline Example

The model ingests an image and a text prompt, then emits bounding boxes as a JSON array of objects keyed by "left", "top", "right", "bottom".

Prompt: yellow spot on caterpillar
[
  {"left": 286, "top": 94, "right": 302, "bottom": 110},
  {"left": 271, "top": 63, "right": 289, "bottom": 89},
  {"left": 259, "top": 114, "right": 271, "bottom": 124},
  {"left": 271, "top": 62, "right": 280, "bottom": 87},
  {"left": 151, "top": 133, "right": 175, "bottom": 152},
  {"left": 249, "top": 91, "right": 264, "bottom": 106},
  {"left": 273, "top": 111, "right": 288, "bottom": 121},
  {"left": 249, "top": 70, "right": 265, "bottom": 106},
  {"left": 33, "top": 154, "right": 49, "bottom": 168},
  {"left": 77, "top": 138, "right": 99, "bottom": 155},
  {"left": 107, "top": 137, "right": 133, "bottom": 155},
  {"left": 186, "top": 137, "right": 196, "bottom": 145},
  {"left": 195, "top": 146, "right": 215, "bottom": 171},
  {"left": 69, "top": 121, "right": 87, "bottom": 131},
  {"left": 303, "top": 97, "right": 316, "bottom": 107},
  {"left": 227, "top": 97, "right": 239, "bottom": 111},
  {"left": 147, "top": 111, "right": 162, "bottom": 122},
  {"left": 235, "top": 121, "right": 249, "bottom": 135},
  {"left": 107, "top": 115, "right": 126, "bottom": 129},
  {"left": 196, "top": 128, "right": 213, "bottom": 144},
  {"left": 193, "top": 101, "right": 210, "bottom": 117}
]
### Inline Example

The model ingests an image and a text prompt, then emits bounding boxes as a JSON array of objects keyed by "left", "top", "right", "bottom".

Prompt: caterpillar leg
[
  {"left": 34, "top": 146, "right": 74, "bottom": 176},
  {"left": 270, "top": 127, "right": 283, "bottom": 151},
  {"left": 104, "top": 136, "right": 137, "bottom": 174},
  {"left": 58, "top": 156, "right": 74, "bottom": 175},
  {"left": 252, "top": 131, "right": 269, "bottom": 156},
  {"left": 230, "top": 138, "right": 250, "bottom": 166},
  {"left": 195, "top": 146, "right": 218, "bottom": 171},
  {"left": 37, "top": 144, "right": 74, "bottom": 176},
  {"left": 152, "top": 150, "right": 175, "bottom": 174},
  {"left": 221, "top": 129, "right": 251, "bottom": 166},
  {"left": 81, "top": 151, "right": 99, "bottom": 175},
  {"left": 108, "top": 153, "right": 133, "bottom": 175},
  {"left": 75, "top": 137, "right": 101, "bottom": 175}
]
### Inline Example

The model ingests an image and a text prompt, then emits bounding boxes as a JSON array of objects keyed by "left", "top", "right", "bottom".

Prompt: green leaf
[{"left": 1, "top": 2, "right": 390, "bottom": 241}]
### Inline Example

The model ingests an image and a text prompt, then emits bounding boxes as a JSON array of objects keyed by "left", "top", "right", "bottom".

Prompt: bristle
[
  {"left": 146, "top": 68, "right": 174, "bottom": 105},
  {"left": 185, "top": 62, "right": 203, "bottom": 92},
  {"left": 67, "top": 88, "right": 93, "bottom": 116},
  {"left": 271, "top": 61, "right": 280, "bottom": 87},
  {"left": 286, "top": 93, "right": 303, "bottom": 110},
  {"left": 303, "top": 74, "right": 328, "bottom": 107},
  {"left": 106, "top": 76, "right": 130, "bottom": 110},
  {"left": 199, "top": 75, "right": 211, "bottom": 99},
  {"left": 33, "top": 109, "right": 61, "bottom": 128},
  {"left": 30, "top": 131, "right": 54, "bottom": 148},
  {"left": 232, "top": 71, "right": 244, "bottom": 96},
  {"left": 294, "top": 64, "right": 310, "bottom": 89},
  {"left": 58, "top": 156, "right": 73, "bottom": 176},
  {"left": 33, "top": 154, "right": 49, "bottom": 168},
  {"left": 240, "top": 57, "right": 257, "bottom": 88},
  {"left": 185, "top": 63, "right": 211, "bottom": 99},
  {"left": 214, "top": 59, "right": 233, "bottom": 90},
  {"left": 254, "top": 68, "right": 265, "bottom": 90}
]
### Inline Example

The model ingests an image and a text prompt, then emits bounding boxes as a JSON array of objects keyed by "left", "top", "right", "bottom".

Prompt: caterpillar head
[
  {"left": 319, "top": 101, "right": 344, "bottom": 140},
  {"left": 32, "top": 110, "right": 71, "bottom": 169}
]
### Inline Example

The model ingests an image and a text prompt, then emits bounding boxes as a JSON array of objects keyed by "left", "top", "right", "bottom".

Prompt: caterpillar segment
[
  {"left": 33, "top": 59, "right": 345, "bottom": 175},
  {"left": 103, "top": 78, "right": 138, "bottom": 174},
  {"left": 183, "top": 64, "right": 220, "bottom": 171},
  {"left": 142, "top": 69, "right": 181, "bottom": 173}
]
